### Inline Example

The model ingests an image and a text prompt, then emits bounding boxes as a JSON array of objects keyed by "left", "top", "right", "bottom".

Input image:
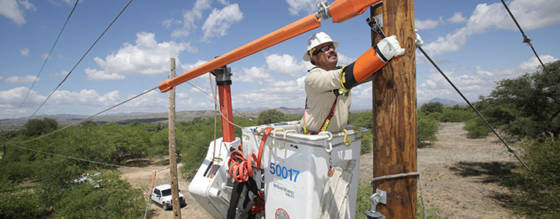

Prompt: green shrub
[
  {"left": 54, "top": 171, "right": 144, "bottom": 218},
  {"left": 24, "top": 118, "right": 58, "bottom": 136},
  {"left": 420, "top": 102, "right": 444, "bottom": 115},
  {"left": 440, "top": 107, "right": 475, "bottom": 122},
  {"left": 510, "top": 137, "right": 560, "bottom": 217},
  {"left": 355, "top": 181, "right": 374, "bottom": 219},
  {"left": 257, "top": 109, "right": 285, "bottom": 125},
  {"left": 360, "top": 131, "right": 372, "bottom": 154},
  {"left": 417, "top": 114, "right": 439, "bottom": 146},
  {"left": 464, "top": 119, "right": 491, "bottom": 138},
  {"left": 0, "top": 188, "right": 44, "bottom": 218},
  {"left": 348, "top": 111, "right": 373, "bottom": 129}
]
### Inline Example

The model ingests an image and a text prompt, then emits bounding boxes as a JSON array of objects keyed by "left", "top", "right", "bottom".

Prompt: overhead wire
[
  {"left": 4, "top": 85, "right": 157, "bottom": 168},
  {"left": 18, "top": 0, "right": 80, "bottom": 109},
  {"left": 30, "top": 0, "right": 136, "bottom": 118},
  {"left": 500, "top": 0, "right": 546, "bottom": 69},
  {"left": 416, "top": 46, "right": 530, "bottom": 171},
  {"left": 417, "top": 44, "right": 560, "bottom": 205},
  {"left": 18, "top": 86, "right": 157, "bottom": 145}
]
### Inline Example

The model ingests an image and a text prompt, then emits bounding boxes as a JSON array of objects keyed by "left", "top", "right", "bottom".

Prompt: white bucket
[{"left": 242, "top": 121, "right": 361, "bottom": 219}]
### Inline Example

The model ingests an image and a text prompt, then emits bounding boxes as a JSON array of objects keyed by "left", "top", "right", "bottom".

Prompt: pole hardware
[
  {"left": 364, "top": 189, "right": 387, "bottom": 219},
  {"left": 316, "top": 1, "right": 330, "bottom": 19},
  {"left": 367, "top": 14, "right": 385, "bottom": 39},
  {"left": 211, "top": 65, "right": 232, "bottom": 86}
]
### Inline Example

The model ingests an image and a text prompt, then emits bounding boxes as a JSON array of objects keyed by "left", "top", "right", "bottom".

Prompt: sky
[{"left": 1, "top": 0, "right": 559, "bottom": 119}]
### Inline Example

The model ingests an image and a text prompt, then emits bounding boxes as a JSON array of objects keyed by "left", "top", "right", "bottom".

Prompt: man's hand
[{"left": 376, "top": 35, "right": 405, "bottom": 61}]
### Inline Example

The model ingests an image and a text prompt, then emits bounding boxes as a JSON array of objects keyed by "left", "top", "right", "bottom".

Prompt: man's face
[{"left": 311, "top": 43, "right": 337, "bottom": 70}]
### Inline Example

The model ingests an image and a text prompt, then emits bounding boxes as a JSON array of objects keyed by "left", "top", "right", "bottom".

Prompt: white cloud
[
  {"left": 417, "top": 55, "right": 558, "bottom": 104},
  {"left": 85, "top": 68, "right": 125, "bottom": 81},
  {"left": 162, "top": 18, "right": 180, "bottom": 28},
  {"left": 20, "top": 48, "right": 29, "bottom": 56},
  {"left": 233, "top": 66, "right": 273, "bottom": 84},
  {"left": 265, "top": 54, "right": 307, "bottom": 76},
  {"left": 202, "top": 3, "right": 243, "bottom": 41},
  {"left": 286, "top": 0, "right": 315, "bottom": 16},
  {"left": 0, "top": 0, "right": 35, "bottom": 24},
  {"left": 517, "top": 55, "right": 557, "bottom": 73},
  {"left": 181, "top": 60, "right": 208, "bottom": 71},
  {"left": 448, "top": 12, "right": 466, "bottom": 23},
  {"left": 171, "top": 0, "right": 212, "bottom": 38},
  {"left": 415, "top": 17, "right": 444, "bottom": 30},
  {"left": 0, "top": 87, "right": 43, "bottom": 112},
  {"left": 91, "top": 32, "right": 196, "bottom": 76},
  {"left": 425, "top": 0, "right": 560, "bottom": 55},
  {"left": 48, "top": 0, "right": 76, "bottom": 7},
  {"left": 0, "top": 76, "right": 3, "bottom": 81},
  {"left": 4, "top": 75, "right": 38, "bottom": 83},
  {"left": 233, "top": 76, "right": 306, "bottom": 109}
]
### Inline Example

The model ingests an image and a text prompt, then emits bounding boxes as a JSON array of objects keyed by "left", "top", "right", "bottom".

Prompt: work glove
[
  {"left": 415, "top": 29, "right": 424, "bottom": 47},
  {"left": 376, "top": 35, "right": 405, "bottom": 62}
]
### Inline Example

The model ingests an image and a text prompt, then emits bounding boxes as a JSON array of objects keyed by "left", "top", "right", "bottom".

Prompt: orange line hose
[
  {"left": 158, "top": 14, "right": 321, "bottom": 92},
  {"left": 329, "top": 0, "right": 382, "bottom": 23}
]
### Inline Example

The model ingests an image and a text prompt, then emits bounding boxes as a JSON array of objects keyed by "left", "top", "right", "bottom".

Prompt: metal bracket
[
  {"left": 367, "top": 14, "right": 386, "bottom": 39},
  {"left": 316, "top": 1, "right": 330, "bottom": 19},
  {"left": 211, "top": 65, "right": 232, "bottom": 86},
  {"left": 364, "top": 189, "right": 387, "bottom": 219}
]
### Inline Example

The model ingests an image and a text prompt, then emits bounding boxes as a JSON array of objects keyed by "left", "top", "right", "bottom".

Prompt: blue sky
[{"left": 1, "top": 0, "right": 559, "bottom": 119}]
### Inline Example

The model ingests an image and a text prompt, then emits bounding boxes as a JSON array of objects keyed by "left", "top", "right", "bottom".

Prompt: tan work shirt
[{"left": 302, "top": 67, "right": 351, "bottom": 133}]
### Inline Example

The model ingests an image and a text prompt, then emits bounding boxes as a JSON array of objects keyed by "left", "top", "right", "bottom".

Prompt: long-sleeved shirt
[{"left": 302, "top": 67, "right": 351, "bottom": 133}]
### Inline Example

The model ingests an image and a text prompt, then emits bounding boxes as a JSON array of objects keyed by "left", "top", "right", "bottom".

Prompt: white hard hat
[{"left": 303, "top": 32, "right": 338, "bottom": 61}]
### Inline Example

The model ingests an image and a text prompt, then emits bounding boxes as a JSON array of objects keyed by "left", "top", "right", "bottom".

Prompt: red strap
[
  {"left": 318, "top": 95, "right": 339, "bottom": 132},
  {"left": 256, "top": 127, "right": 274, "bottom": 169}
]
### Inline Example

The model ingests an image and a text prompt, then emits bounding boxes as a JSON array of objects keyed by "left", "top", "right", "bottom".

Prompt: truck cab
[{"left": 150, "top": 184, "right": 187, "bottom": 210}]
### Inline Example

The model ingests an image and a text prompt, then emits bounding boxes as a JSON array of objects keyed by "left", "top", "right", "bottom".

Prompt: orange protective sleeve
[{"left": 353, "top": 47, "right": 386, "bottom": 82}]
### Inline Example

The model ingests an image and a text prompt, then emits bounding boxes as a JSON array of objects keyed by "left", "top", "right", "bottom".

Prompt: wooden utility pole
[
  {"left": 168, "top": 58, "right": 181, "bottom": 218},
  {"left": 371, "top": 0, "right": 417, "bottom": 218}
]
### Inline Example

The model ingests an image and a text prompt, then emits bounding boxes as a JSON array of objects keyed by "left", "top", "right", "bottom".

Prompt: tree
[
  {"left": 420, "top": 102, "right": 444, "bottom": 115},
  {"left": 24, "top": 118, "right": 58, "bottom": 136},
  {"left": 476, "top": 60, "right": 560, "bottom": 138},
  {"left": 257, "top": 109, "right": 285, "bottom": 125}
]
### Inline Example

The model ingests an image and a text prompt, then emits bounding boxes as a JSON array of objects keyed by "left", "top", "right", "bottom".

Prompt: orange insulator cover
[
  {"left": 329, "top": 0, "right": 382, "bottom": 23},
  {"left": 158, "top": 14, "right": 321, "bottom": 92},
  {"left": 353, "top": 47, "right": 385, "bottom": 82}
]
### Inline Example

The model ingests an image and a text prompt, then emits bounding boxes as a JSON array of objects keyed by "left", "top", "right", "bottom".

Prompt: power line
[
  {"left": 18, "top": 86, "right": 157, "bottom": 145},
  {"left": 500, "top": 0, "right": 546, "bottom": 69},
  {"left": 30, "top": 0, "right": 136, "bottom": 118},
  {"left": 3, "top": 85, "right": 161, "bottom": 169},
  {"left": 417, "top": 44, "right": 560, "bottom": 205},
  {"left": 19, "top": 0, "right": 80, "bottom": 109},
  {"left": 417, "top": 45, "right": 530, "bottom": 170}
]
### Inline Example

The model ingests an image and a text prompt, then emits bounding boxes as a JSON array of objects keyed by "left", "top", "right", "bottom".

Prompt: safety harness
[{"left": 303, "top": 89, "right": 346, "bottom": 134}]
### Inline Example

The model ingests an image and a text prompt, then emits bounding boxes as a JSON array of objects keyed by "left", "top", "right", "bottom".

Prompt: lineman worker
[{"left": 301, "top": 32, "right": 405, "bottom": 134}]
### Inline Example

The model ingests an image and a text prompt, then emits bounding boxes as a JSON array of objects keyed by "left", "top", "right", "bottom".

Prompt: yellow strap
[
  {"left": 302, "top": 113, "right": 308, "bottom": 134},
  {"left": 321, "top": 119, "right": 330, "bottom": 132},
  {"left": 342, "top": 129, "right": 351, "bottom": 146},
  {"left": 339, "top": 65, "right": 348, "bottom": 90}
]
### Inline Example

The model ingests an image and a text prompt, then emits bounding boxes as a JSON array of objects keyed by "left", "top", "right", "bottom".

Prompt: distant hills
[
  {"left": 424, "top": 98, "right": 460, "bottom": 106},
  {"left": 0, "top": 108, "right": 305, "bottom": 131}
]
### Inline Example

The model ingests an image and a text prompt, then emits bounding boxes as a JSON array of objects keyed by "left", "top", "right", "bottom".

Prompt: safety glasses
[{"left": 312, "top": 44, "right": 335, "bottom": 56}]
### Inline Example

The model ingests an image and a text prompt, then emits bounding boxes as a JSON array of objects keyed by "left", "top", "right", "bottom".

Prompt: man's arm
[{"left": 340, "top": 36, "right": 404, "bottom": 90}]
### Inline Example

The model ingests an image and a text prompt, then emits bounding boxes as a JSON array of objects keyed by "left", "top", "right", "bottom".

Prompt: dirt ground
[{"left": 120, "top": 122, "right": 518, "bottom": 218}]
